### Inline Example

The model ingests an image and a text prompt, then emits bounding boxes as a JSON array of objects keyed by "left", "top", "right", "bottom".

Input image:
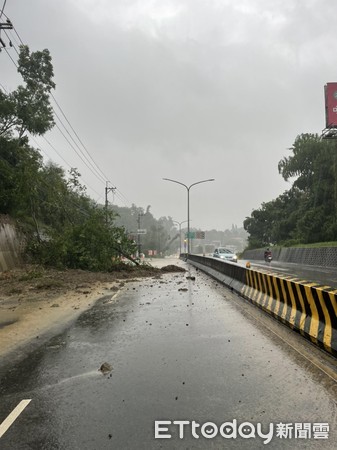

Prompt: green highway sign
[
  {"left": 185, "top": 232, "right": 195, "bottom": 239},
  {"left": 185, "top": 231, "right": 205, "bottom": 239}
]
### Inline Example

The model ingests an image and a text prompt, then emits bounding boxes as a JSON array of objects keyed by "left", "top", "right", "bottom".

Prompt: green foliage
[
  {"left": 0, "top": 45, "right": 139, "bottom": 271},
  {"left": 0, "top": 90, "right": 17, "bottom": 138},
  {"left": 17, "top": 46, "right": 55, "bottom": 92},
  {"left": 0, "top": 136, "right": 43, "bottom": 217},
  {"left": 28, "top": 209, "right": 137, "bottom": 271},
  {"left": 290, "top": 241, "right": 337, "bottom": 248},
  {"left": 245, "top": 133, "right": 337, "bottom": 248},
  {"left": 111, "top": 204, "right": 177, "bottom": 256}
]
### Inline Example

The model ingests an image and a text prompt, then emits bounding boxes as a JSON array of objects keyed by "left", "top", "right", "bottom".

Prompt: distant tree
[
  {"left": 203, "top": 227, "right": 247, "bottom": 251},
  {"left": 111, "top": 204, "right": 176, "bottom": 255}
]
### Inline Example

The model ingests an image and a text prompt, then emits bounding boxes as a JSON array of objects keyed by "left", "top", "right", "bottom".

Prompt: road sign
[
  {"left": 137, "top": 229, "right": 147, "bottom": 235},
  {"left": 185, "top": 231, "right": 205, "bottom": 239},
  {"left": 185, "top": 232, "right": 195, "bottom": 239},
  {"left": 195, "top": 231, "right": 205, "bottom": 239}
]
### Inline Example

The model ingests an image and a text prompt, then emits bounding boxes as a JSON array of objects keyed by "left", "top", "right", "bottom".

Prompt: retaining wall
[
  {"left": 0, "top": 216, "right": 23, "bottom": 271},
  {"left": 243, "top": 247, "right": 337, "bottom": 268},
  {"left": 184, "top": 254, "right": 337, "bottom": 357}
]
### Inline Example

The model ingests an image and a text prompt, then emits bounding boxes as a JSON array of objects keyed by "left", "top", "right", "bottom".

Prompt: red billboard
[{"left": 325, "top": 82, "right": 337, "bottom": 127}]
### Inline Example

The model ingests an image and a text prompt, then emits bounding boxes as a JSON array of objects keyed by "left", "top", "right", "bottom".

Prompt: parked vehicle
[{"left": 213, "top": 247, "right": 238, "bottom": 262}]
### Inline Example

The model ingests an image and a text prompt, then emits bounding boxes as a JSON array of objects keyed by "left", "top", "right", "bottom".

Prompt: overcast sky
[{"left": 1, "top": 0, "right": 336, "bottom": 230}]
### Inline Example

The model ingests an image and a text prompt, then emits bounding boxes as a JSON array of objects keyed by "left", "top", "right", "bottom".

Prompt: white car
[{"left": 213, "top": 247, "right": 238, "bottom": 262}]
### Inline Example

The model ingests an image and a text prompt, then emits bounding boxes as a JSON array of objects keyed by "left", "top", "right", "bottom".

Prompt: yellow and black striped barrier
[
  {"left": 184, "top": 254, "right": 337, "bottom": 356},
  {"left": 242, "top": 269, "right": 337, "bottom": 355}
]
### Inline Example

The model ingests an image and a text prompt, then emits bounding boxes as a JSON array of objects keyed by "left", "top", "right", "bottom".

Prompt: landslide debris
[
  {"left": 0, "top": 264, "right": 162, "bottom": 306},
  {"left": 160, "top": 265, "right": 186, "bottom": 273}
]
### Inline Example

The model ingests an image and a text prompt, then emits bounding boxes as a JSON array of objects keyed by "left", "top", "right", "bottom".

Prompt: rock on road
[{"left": 0, "top": 258, "right": 336, "bottom": 449}]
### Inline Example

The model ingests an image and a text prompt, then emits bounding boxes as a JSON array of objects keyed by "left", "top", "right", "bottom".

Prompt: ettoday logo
[
  {"left": 155, "top": 420, "right": 274, "bottom": 444},
  {"left": 154, "top": 420, "right": 329, "bottom": 444}
]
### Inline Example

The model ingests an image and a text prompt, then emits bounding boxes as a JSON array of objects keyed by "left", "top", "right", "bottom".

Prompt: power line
[
  {"left": 1, "top": 44, "right": 104, "bottom": 191},
  {"left": 3, "top": 29, "right": 19, "bottom": 55},
  {"left": 1, "top": 11, "right": 24, "bottom": 45},
  {"left": 2, "top": 41, "right": 111, "bottom": 192},
  {"left": 0, "top": 152, "right": 91, "bottom": 219},
  {"left": 115, "top": 188, "right": 130, "bottom": 206},
  {"left": 1, "top": 36, "right": 109, "bottom": 193},
  {"left": 40, "top": 135, "right": 72, "bottom": 169},
  {"left": 0, "top": 82, "right": 7, "bottom": 92},
  {"left": 4, "top": 26, "right": 21, "bottom": 47},
  {"left": 2, "top": 46, "right": 16, "bottom": 65},
  {"left": 50, "top": 92, "right": 110, "bottom": 182},
  {"left": 38, "top": 135, "right": 103, "bottom": 199},
  {"left": 54, "top": 122, "right": 106, "bottom": 185},
  {"left": 2, "top": 40, "right": 106, "bottom": 187},
  {"left": 0, "top": 20, "right": 131, "bottom": 208},
  {"left": 0, "top": 1, "right": 7, "bottom": 20},
  {"left": 11, "top": 26, "right": 24, "bottom": 45},
  {"left": 0, "top": 81, "right": 104, "bottom": 202},
  {"left": 52, "top": 107, "right": 106, "bottom": 183},
  {"left": 24, "top": 133, "right": 105, "bottom": 204},
  {"left": 0, "top": 5, "right": 13, "bottom": 51}
]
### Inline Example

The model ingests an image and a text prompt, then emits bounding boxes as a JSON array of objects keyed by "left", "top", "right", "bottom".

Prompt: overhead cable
[
  {"left": 50, "top": 92, "right": 110, "bottom": 182},
  {"left": 1, "top": 22, "right": 130, "bottom": 207}
]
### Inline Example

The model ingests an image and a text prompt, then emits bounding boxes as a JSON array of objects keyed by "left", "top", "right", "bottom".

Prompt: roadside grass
[
  {"left": 289, "top": 242, "right": 337, "bottom": 248},
  {"left": 18, "top": 269, "right": 45, "bottom": 281}
]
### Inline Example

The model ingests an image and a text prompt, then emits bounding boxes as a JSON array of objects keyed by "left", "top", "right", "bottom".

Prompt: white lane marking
[{"left": 0, "top": 399, "right": 32, "bottom": 439}]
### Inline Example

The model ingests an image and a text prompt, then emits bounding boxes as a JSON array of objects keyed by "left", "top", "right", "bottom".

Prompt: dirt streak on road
[{"left": 0, "top": 259, "right": 185, "bottom": 363}]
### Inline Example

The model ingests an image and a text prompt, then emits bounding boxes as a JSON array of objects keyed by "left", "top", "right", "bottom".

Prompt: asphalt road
[
  {"left": 0, "top": 260, "right": 337, "bottom": 449},
  {"left": 239, "top": 259, "right": 337, "bottom": 289}
]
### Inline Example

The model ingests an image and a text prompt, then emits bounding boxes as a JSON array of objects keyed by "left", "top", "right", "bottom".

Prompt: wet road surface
[
  {"left": 0, "top": 262, "right": 337, "bottom": 449},
  {"left": 239, "top": 259, "right": 337, "bottom": 289}
]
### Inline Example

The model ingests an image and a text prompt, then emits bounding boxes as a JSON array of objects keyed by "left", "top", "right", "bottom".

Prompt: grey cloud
[{"left": 2, "top": 0, "right": 335, "bottom": 230}]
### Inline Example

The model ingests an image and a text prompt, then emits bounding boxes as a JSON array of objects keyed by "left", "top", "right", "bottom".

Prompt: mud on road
[{"left": 0, "top": 260, "right": 186, "bottom": 364}]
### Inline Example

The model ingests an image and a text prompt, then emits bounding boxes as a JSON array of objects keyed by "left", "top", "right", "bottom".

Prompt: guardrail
[{"left": 183, "top": 254, "right": 337, "bottom": 357}]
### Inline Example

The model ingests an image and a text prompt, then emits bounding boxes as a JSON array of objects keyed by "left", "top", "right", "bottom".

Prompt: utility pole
[
  {"left": 105, "top": 181, "right": 116, "bottom": 224},
  {"left": 137, "top": 213, "right": 144, "bottom": 258}
]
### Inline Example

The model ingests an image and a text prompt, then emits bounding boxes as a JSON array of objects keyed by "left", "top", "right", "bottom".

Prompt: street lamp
[
  {"left": 172, "top": 220, "right": 188, "bottom": 255},
  {"left": 163, "top": 178, "right": 215, "bottom": 255}
]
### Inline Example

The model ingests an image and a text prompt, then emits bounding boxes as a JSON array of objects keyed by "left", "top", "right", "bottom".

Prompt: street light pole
[
  {"left": 163, "top": 178, "right": 215, "bottom": 255},
  {"left": 172, "top": 220, "right": 188, "bottom": 255}
]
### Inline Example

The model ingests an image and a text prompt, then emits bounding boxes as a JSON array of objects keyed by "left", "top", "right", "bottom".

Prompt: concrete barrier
[{"left": 184, "top": 254, "right": 337, "bottom": 356}]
